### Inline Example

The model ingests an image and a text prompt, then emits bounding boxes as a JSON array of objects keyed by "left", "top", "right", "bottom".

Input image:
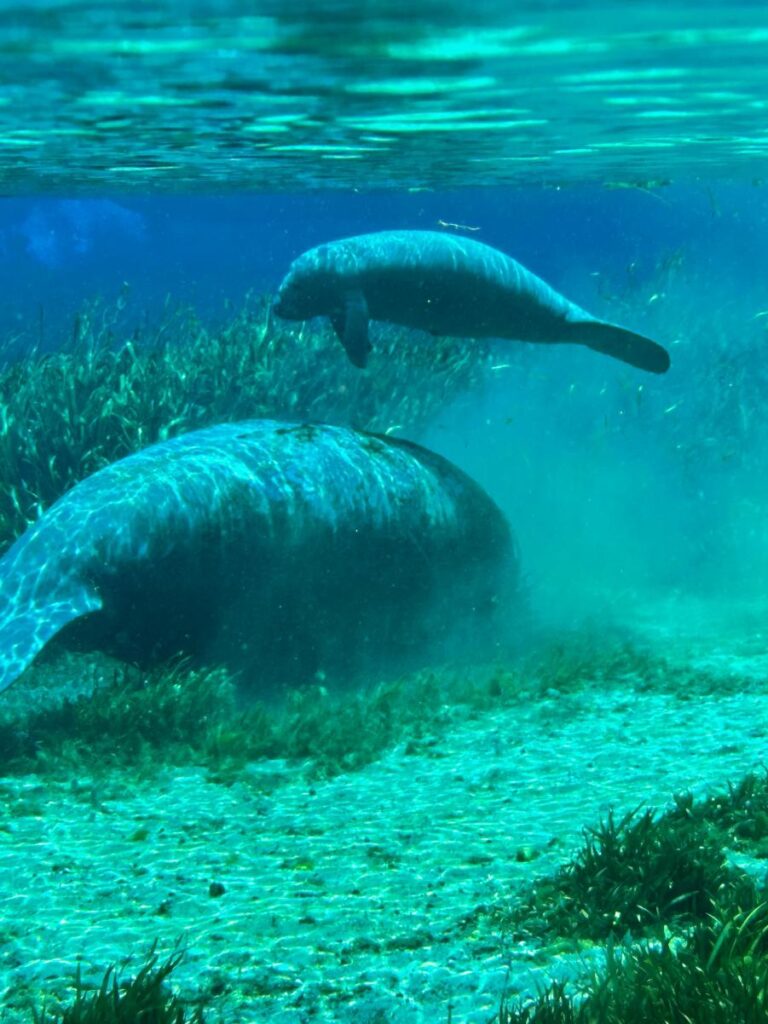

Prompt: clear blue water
[
  {"left": 2, "top": 3, "right": 768, "bottom": 1019},
  {"left": 0, "top": 0, "right": 767, "bottom": 636}
]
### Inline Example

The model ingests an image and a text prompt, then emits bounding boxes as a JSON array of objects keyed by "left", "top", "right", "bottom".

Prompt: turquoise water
[
  {"left": 2, "top": 3, "right": 768, "bottom": 1022},
  {"left": 2, "top": 1, "right": 768, "bottom": 191}
]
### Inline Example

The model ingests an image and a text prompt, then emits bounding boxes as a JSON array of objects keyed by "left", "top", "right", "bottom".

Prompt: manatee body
[
  {"left": 273, "top": 229, "right": 670, "bottom": 374},
  {"left": 0, "top": 420, "right": 515, "bottom": 693}
]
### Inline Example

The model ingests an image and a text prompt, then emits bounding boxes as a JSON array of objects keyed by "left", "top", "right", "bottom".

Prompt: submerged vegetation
[
  {"left": 0, "top": 631, "right": 766, "bottom": 1020},
  {"left": 0, "top": 657, "right": 482, "bottom": 780},
  {"left": 498, "top": 769, "right": 768, "bottom": 1022},
  {"left": 502, "top": 900, "right": 768, "bottom": 1023},
  {"left": 0, "top": 631, "right": 622, "bottom": 777},
  {"left": 0, "top": 293, "right": 488, "bottom": 552},
  {"left": 3, "top": 280, "right": 768, "bottom": 1020},
  {"left": 32, "top": 944, "right": 203, "bottom": 1024},
  {"left": 504, "top": 799, "right": 758, "bottom": 943},
  {"left": 0, "top": 626, "right": 759, "bottom": 783}
]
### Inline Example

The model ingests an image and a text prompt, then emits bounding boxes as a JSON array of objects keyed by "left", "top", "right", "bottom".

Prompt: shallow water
[
  {"left": 2, "top": 1, "right": 768, "bottom": 191},
  {"left": 1, "top": 2, "right": 768, "bottom": 1021}
]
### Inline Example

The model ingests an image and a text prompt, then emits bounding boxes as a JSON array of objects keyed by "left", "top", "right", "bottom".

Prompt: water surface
[{"left": 2, "top": 1, "right": 767, "bottom": 191}]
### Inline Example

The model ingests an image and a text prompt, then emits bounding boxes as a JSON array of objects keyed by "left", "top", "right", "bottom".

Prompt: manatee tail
[
  {"left": 0, "top": 586, "right": 102, "bottom": 693},
  {"left": 566, "top": 319, "right": 671, "bottom": 374}
]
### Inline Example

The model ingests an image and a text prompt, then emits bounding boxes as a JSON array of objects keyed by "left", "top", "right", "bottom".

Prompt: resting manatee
[
  {"left": 0, "top": 420, "right": 515, "bottom": 693},
  {"left": 273, "top": 229, "right": 670, "bottom": 374}
]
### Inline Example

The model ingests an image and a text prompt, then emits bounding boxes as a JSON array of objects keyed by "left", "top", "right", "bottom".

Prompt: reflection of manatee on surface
[
  {"left": 274, "top": 229, "right": 671, "bottom": 374},
  {"left": 0, "top": 420, "right": 517, "bottom": 694}
]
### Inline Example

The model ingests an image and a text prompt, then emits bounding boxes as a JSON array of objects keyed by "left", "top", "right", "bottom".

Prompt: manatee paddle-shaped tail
[
  {"left": 0, "top": 578, "right": 102, "bottom": 692},
  {"left": 274, "top": 230, "right": 672, "bottom": 375},
  {"left": 562, "top": 319, "right": 671, "bottom": 374}
]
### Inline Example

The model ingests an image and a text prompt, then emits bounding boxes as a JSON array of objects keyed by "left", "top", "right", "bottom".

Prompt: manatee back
[
  {"left": 0, "top": 420, "right": 519, "bottom": 692},
  {"left": 311, "top": 230, "right": 582, "bottom": 338}
]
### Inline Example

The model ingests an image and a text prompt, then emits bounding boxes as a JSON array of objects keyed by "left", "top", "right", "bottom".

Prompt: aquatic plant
[
  {"left": 0, "top": 658, "right": 485, "bottom": 781},
  {"left": 0, "top": 626, "right": 741, "bottom": 782},
  {"left": 497, "top": 771, "right": 768, "bottom": 1022},
  {"left": 506, "top": 803, "right": 754, "bottom": 943},
  {"left": 502, "top": 770, "right": 768, "bottom": 948},
  {"left": 1, "top": 629, "right": 634, "bottom": 782},
  {"left": 663, "top": 771, "right": 768, "bottom": 849},
  {"left": 518, "top": 627, "right": 667, "bottom": 695},
  {"left": 31, "top": 943, "right": 203, "bottom": 1024},
  {"left": 260, "top": 670, "right": 451, "bottom": 778},
  {"left": 0, "top": 660, "right": 263, "bottom": 776},
  {"left": 0, "top": 293, "right": 489, "bottom": 553},
  {"left": 501, "top": 899, "right": 768, "bottom": 1023},
  {"left": 512, "top": 623, "right": 761, "bottom": 701}
]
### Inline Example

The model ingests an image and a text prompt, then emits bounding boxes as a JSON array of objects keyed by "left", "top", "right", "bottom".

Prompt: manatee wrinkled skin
[
  {"left": 0, "top": 420, "right": 516, "bottom": 693},
  {"left": 274, "top": 229, "right": 670, "bottom": 374}
]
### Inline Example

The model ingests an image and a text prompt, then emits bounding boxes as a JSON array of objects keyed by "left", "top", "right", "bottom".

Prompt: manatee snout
[
  {"left": 274, "top": 259, "right": 337, "bottom": 321},
  {"left": 274, "top": 279, "right": 321, "bottom": 320},
  {"left": 272, "top": 278, "right": 301, "bottom": 319}
]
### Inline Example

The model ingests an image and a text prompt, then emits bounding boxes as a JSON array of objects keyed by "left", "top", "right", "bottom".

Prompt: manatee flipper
[
  {"left": 0, "top": 584, "right": 102, "bottom": 692},
  {"left": 331, "top": 289, "right": 372, "bottom": 368},
  {"left": 568, "top": 319, "right": 671, "bottom": 374}
]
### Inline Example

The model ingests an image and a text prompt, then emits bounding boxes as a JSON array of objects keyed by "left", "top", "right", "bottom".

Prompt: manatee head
[{"left": 273, "top": 245, "right": 342, "bottom": 321}]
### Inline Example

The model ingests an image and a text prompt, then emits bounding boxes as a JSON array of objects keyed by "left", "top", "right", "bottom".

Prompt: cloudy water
[{"left": 0, "top": 3, "right": 768, "bottom": 1024}]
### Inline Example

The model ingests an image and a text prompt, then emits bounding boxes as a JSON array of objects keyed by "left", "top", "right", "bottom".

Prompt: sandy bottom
[{"left": 0, "top": 595, "right": 767, "bottom": 1024}]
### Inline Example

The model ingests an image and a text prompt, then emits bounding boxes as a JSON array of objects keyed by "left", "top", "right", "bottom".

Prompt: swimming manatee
[
  {"left": 0, "top": 420, "right": 516, "bottom": 693},
  {"left": 274, "top": 229, "right": 670, "bottom": 374}
]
